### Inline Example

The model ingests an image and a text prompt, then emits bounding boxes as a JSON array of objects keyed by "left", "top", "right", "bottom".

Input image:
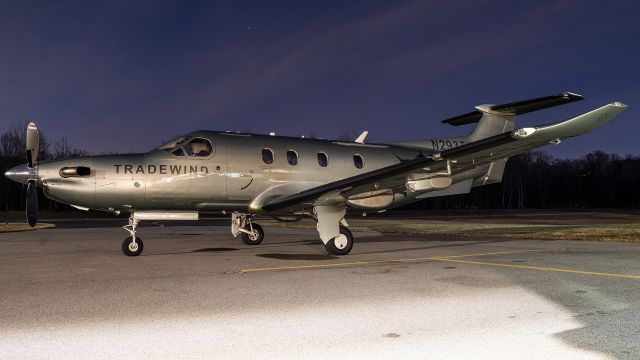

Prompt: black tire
[
  {"left": 241, "top": 223, "right": 264, "bottom": 245},
  {"left": 122, "top": 236, "right": 144, "bottom": 256},
  {"left": 324, "top": 226, "right": 353, "bottom": 256}
]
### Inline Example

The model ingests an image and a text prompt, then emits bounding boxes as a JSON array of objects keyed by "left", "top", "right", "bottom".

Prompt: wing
[{"left": 259, "top": 102, "right": 628, "bottom": 213}]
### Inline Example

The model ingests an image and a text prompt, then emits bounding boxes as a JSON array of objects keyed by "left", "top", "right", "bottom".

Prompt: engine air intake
[{"left": 59, "top": 166, "right": 91, "bottom": 178}]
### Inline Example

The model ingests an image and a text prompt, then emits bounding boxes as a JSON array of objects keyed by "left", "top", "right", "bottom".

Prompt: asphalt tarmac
[{"left": 1, "top": 222, "right": 640, "bottom": 359}]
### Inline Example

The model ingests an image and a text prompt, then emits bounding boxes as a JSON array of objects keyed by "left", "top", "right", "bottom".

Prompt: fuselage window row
[{"left": 261, "top": 148, "right": 363, "bottom": 169}]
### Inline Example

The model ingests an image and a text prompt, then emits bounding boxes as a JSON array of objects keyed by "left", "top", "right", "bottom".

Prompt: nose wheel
[
  {"left": 122, "top": 236, "right": 144, "bottom": 256},
  {"left": 122, "top": 213, "right": 144, "bottom": 256},
  {"left": 324, "top": 226, "right": 353, "bottom": 255}
]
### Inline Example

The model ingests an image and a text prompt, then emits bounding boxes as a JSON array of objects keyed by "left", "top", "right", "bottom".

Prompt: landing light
[{"left": 513, "top": 127, "right": 537, "bottom": 138}]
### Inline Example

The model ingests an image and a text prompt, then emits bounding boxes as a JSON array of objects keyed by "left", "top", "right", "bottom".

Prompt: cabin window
[
  {"left": 353, "top": 154, "right": 364, "bottom": 169},
  {"left": 262, "top": 148, "right": 274, "bottom": 164},
  {"left": 287, "top": 150, "right": 298, "bottom": 166},
  {"left": 317, "top": 152, "right": 328, "bottom": 167}
]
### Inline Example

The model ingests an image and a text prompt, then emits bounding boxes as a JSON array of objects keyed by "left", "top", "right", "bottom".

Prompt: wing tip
[
  {"left": 562, "top": 92, "right": 584, "bottom": 100},
  {"left": 611, "top": 101, "right": 628, "bottom": 109}
]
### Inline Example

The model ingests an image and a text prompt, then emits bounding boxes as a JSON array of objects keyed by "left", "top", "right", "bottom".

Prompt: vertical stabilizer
[{"left": 468, "top": 105, "right": 516, "bottom": 142}]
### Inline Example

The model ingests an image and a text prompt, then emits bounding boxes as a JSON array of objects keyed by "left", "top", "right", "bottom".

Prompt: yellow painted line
[
  {"left": 239, "top": 249, "right": 540, "bottom": 273},
  {"left": 433, "top": 258, "right": 640, "bottom": 279},
  {"left": 431, "top": 249, "right": 541, "bottom": 259}
]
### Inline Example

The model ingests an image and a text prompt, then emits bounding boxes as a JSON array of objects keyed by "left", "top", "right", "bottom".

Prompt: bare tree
[{"left": 52, "top": 137, "right": 88, "bottom": 160}]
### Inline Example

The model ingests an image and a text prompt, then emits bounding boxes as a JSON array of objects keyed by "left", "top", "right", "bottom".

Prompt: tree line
[
  {"left": 413, "top": 150, "right": 640, "bottom": 210},
  {"left": 1, "top": 122, "right": 639, "bottom": 212}
]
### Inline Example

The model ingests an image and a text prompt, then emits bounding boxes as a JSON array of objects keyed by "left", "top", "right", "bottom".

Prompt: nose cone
[{"left": 4, "top": 163, "right": 35, "bottom": 185}]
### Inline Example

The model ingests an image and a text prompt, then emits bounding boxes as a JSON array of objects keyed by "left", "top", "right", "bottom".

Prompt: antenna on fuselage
[{"left": 355, "top": 130, "right": 368, "bottom": 144}]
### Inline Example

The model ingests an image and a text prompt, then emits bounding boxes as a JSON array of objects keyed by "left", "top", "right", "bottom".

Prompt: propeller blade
[
  {"left": 26, "top": 180, "right": 38, "bottom": 227},
  {"left": 26, "top": 122, "right": 39, "bottom": 168}
]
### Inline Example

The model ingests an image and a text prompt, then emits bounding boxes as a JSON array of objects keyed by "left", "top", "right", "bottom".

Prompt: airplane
[{"left": 4, "top": 93, "right": 628, "bottom": 256}]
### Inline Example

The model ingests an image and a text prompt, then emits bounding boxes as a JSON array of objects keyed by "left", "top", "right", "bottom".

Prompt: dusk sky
[{"left": 0, "top": 0, "right": 638, "bottom": 157}]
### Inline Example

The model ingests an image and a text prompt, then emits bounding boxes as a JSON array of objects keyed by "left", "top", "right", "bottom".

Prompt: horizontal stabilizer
[{"left": 442, "top": 92, "right": 584, "bottom": 126}]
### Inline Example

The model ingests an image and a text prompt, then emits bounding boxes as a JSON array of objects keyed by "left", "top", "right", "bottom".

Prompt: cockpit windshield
[
  {"left": 157, "top": 136, "right": 214, "bottom": 157},
  {"left": 157, "top": 136, "right": 188, "bottom": 150}
]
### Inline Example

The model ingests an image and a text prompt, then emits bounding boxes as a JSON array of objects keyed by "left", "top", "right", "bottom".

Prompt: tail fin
[
  {"left": 443, "top": 92, "right": 584, "bottom": 141},
  {"left": 467, "top": 107, "right": 516, "bottom": 142}
]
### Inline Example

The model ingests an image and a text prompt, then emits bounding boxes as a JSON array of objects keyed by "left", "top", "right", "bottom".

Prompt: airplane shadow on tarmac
[{"left": 148, "top": 235, "right": 533, "bottom": 260}]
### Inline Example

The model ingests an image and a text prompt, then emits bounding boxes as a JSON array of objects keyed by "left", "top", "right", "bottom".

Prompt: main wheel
[
  {"left": 324, "top": 226, "right": 353, "bottom": 255},
  {"left": 122, "top": 236, "right": 144, "bottom": 256},
  {"left": 241, "top": 223, "right": 264, "bottom": 245}
]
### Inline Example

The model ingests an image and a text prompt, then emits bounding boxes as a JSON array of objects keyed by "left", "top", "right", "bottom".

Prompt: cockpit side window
[
  {"left": 158, "top": 136, "right": 214, "bottom": 157},
  {"left": 157, "top": 136, "right": 187, "bottom": 150},
  {"left": 183, "top": 138, "right": 213, "bottom": 157}
]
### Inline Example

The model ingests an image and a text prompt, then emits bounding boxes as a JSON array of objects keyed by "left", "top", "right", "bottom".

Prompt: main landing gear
[
  {"left": 231, "top": 211, "right": 354, "bottom": 255},
  {"left": 231, "top": 213, "right": 264, "bottom": 245},
  {"left": 231, "top": 208, "right": 355, "bottom": 255},
  {"left": 324, "top": 226, "right": 353, "bottom": 255},
  {"left": 315, "top": 205, "right": 354, "bottom": 256},
  {"left": 122, "top": 214, "right": 144, "bottom": 256}
]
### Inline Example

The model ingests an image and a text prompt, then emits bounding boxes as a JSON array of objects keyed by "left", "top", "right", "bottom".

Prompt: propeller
[
  {"left": 26, "top": 180, "right": 38, "bottom": 227},
  {"left": 26, "top": 122, "right": 39, "bottom": 168},
  {"left": 25, "top": 122, "right": 39, "bottom": 227}
]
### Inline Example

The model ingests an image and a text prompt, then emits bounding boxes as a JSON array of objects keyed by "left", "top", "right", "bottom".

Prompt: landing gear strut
[
  {"left": 232, "top": 212, "right": 265, "bottom": 245},
  {"left": 122, "top": 213, "right": 144, "bottom": 256}
]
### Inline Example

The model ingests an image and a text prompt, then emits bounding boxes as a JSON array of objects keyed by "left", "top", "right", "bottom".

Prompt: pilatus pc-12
[{"left": 4, "top": 93, "right": 628, "bottom": 256}]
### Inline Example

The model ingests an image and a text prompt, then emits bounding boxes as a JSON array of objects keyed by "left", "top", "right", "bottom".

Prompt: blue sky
[{"left": 0, "top": 0, "right": 638, "bottom": 157}]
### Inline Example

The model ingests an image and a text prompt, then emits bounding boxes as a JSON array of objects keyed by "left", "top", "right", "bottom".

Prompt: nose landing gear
[{"left": 122, "top": 214, "right": 143, "bottom": 256}]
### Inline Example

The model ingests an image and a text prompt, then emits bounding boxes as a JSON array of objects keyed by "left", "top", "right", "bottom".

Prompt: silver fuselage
[{"left": 15, "top": 131, "right": 482, "bottom": 214}]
